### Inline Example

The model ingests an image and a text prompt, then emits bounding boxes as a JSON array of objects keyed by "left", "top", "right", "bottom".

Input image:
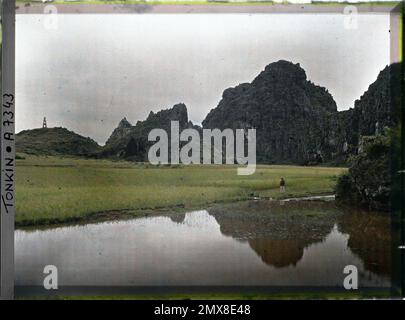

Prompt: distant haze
[{"left": 17, "top": 13, "right": 390, "bottom": 145}]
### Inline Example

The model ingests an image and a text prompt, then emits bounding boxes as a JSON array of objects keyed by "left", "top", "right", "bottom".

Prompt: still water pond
[{"left": 15, "top": 201, "right": 391, "bottom": 288}]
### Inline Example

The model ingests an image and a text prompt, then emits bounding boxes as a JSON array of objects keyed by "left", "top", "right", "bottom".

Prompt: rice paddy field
[{"left": 15, "top": 153, "right": 346, "bottom": 226}]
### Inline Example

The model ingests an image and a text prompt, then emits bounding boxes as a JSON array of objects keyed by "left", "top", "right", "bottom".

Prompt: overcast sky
[{"left": 17, "top": 13, "right": 390, "bottom": 145}]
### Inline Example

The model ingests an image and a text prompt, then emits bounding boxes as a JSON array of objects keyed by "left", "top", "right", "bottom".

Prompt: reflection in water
[
  {"left": 15, "top": 201, "right": 391, "bottom": 288},
  {"left": 209, "top": 201, "right": 338, "bottom": 268},
  {"left": 248, "top": 239, "right": 305, "bottom": 268},
  {"left": 338, "top": 210, "right": 391, "bottom": 277}
]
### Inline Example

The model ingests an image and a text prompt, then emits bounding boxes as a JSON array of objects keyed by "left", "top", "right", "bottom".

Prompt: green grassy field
[{"left": 16, "top": 153, "right": 346, "bottom": 226}]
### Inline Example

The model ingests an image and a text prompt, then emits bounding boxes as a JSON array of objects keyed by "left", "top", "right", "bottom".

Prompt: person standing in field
[{"left": 279, "top": 177, "right": 286, "bottom": 193}]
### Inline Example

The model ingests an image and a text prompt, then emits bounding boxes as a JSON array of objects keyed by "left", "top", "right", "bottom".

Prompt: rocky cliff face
[
  {"left": 335, "top": 134, "right": 391, "bottom": 211},
  {"left": 203, "top": 60, "right": 340, "bottom": 164},
  {"left": 203, "top": 60, "right": 401, "bottom": 165},
  {"left": 339, "top": 63, "right": 402, "bottom": 149},
  {"left": 103, "top": 61, "right": 401, "bottom": 165},
  {"left": 102, "top": 103, "right": 193, "bottom": 161},
  {"left": 203, "top": 61, "right": 337, "bottom": 163},
  {"left": 334, "top": 62, "right": 402, "bottom": 210}
]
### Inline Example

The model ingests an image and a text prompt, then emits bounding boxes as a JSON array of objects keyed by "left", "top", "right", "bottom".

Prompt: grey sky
[{"left": 17, "top": 13, "right": 390, "bottom": 145}]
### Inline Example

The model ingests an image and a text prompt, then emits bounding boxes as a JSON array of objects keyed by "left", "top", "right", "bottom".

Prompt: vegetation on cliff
[
  {"left": 335, "top": 61, "right": 402, "bottom": 211},
  {"left": 335, "top": 134, "right": 391, "bottom": 210}
]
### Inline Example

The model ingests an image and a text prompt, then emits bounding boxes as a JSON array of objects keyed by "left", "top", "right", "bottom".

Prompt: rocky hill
[
  {"left": 202, "top": 60, "right": 341, "bottom": 164},
  {"left": 36, "top": 60, "right": 398, "bottom": 165},
  {"left": 202, "top": 60, "right": 401, "bottom": 165},
  {"left": 16, "top": 127, "right": 101, "bottom": 156},
  {"left": 102, "top": 103, "right": 195, "bottom": 161}
]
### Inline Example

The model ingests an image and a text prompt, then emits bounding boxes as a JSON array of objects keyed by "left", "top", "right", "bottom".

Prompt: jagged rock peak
[
  {"left": 146, "top": 103, "right": 188, "bottom": 125},
  {"left": 254, "top": 60, "right": 307, "bottom": 84},
  {"left": 118, "top": 117, "right": 132, "bottom": 128},
  {"left": 103, "top": 102, "right": 191, "bottom": 160}
]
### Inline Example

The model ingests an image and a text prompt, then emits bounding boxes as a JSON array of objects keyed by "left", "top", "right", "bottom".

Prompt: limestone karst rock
[
  {"left": 202, "top": 60, "right": 339, "bottom": 164},
  {"left": 102, "top": 103, "right": 193, "bottom": 161},
  {"left": 203, "top": 60, "right": 401, "bottom": 164},
  {"left": 103, "top": 61, "right": 401, "bottom": 165}
]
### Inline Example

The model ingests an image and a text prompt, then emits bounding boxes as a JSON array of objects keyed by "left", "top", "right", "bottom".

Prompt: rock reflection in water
[
  {"left": 338, "top": 209, "right": 391, "bottom": 277},
  {"left": 209, "top": 201, "right": 391, "bottom": 277},
  {"left": 209, "top": 201, "right": 338, "bottom": 268},
  {"left": 248, "top": 239, "right": 305, "bottom": 268},
  {"left": 15, "top": 201, "right": 391, "bottom": 287}
]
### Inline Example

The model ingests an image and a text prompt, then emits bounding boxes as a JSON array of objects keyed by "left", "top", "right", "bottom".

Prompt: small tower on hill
[{"left": 42, "top": 117, "right": 47, "bottom": 128}]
